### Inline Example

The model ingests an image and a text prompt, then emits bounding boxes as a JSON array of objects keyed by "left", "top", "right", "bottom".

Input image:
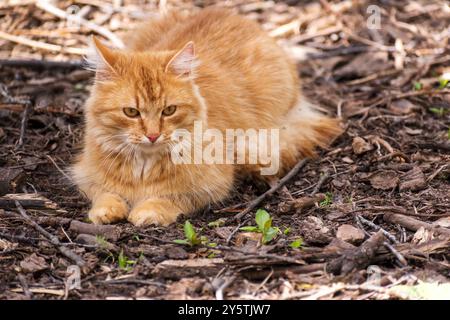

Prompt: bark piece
[
  {"left": 74, "top": 233, "right": 118, "bottom": 251},
  {"left": 352, "top": 137, "right": 373, "bottom": 155},
  {"left": 0, "top": 170, "right": 26, "bottom": 196},
  {"left": 0, "top": 193, "right": 61, "bottom": 210},
  {"left": 326, "top": 230, "right": 385, "bottom": 275},
  {"left": 399, "top": 167, "right": 427, "bottom": 192},
  {"left": 336, "top": 224, "right": 366, "bottom": 245},
  {"left": 20, "top": 253, "right": 48, "bottom": 273},
  {"left": 69, "top": 220, "right": 120, "bottom": 241},
  {"left": 152, "top": 258, "right": 224, "bottom": 279},
  {"left": 369, "top": 170, "right": 399, "bottom": 190}
]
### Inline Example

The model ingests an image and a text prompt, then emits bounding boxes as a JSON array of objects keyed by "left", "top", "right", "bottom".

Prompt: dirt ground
[{"left": 0, "top": 0, "right": 449, "bottom": 300}]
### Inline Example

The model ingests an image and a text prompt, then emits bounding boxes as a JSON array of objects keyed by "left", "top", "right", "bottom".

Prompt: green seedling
[
  {"left": 429, "top": 107, "right": 448, "bottom": 117},
  {"left": 240, "top": 209, "right": 280, "bottom": 244},
  {"left": 174, "top": 220, "right": 208, "bottom": 246},
  {"left": 289, "top": 238, "right": 304, "bottom": 249},
  {"left": 413, "top": 82, "right": 423, "bottom": 91},
  {"left": 439, "top": 78, "right": 449, "bottom": 89},
  {"left": 118, "top": 249, "right": 136, "bottom": 271},
  {"left": 320, "top": 192, "right": 333, "bottom": 207}
]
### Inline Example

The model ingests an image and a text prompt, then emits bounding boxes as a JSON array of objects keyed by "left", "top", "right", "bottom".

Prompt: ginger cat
[{"left": 72, "top": 8, "right": 341, "bottom": 226}]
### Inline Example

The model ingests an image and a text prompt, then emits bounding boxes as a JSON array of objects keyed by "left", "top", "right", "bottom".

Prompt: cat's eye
[
  {"left": 162, "top": 105, "right": 177, "bottom": 116},
  {"left": 123, "top": 107, "right": 140, "bottom": 118}
]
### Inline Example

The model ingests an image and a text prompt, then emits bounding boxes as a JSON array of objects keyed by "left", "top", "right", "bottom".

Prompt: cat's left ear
[
  {"left": 165, "top": 42, "right": 198, "bottom": 78},
  {"left": 85, "top": 36, "right": 119, "bottom": 79}
]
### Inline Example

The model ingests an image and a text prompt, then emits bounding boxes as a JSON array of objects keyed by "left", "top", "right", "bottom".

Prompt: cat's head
[{"left": 85, "top": 36, "right": 205, "bottom": 155}]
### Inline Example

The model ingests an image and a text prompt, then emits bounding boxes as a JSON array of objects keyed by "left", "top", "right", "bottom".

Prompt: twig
[
  {"left": 14, "top": 201, "right": 85, "bottom": 267},
  {"left": 215, "top": 276, "right": 236, "bottom": 300},
  {"left": 17, "top": 101, "right": 31, "bottom": 148},
  {"left": 0, "top": 30, "right": 86, "bottom": 55},
  {"left": 0, "top": 59, "right": 84, "bottom": 69},
  {"left": 310, "top": 171, "right": 329, "bottom": 196},
  {"left": 46, "top": 155, "right": 72, "bottom": 182},
  {"left": 383, "top": 242, "right": 407, "bottom": 267},
  {"left": 357, "top": 215, "right": 398, "bottom": 243},
  {"left": 384, "top": 213, "right": 450, "bottom": 237},
  {"left": 233, "top": 158, "right": 309, "bottom": 221},
  {"left": 17, "top": 274, "right": 33, "bottom": 300},
  {"left": 36, "top": 0, "right": 124, "bottom": 49}
]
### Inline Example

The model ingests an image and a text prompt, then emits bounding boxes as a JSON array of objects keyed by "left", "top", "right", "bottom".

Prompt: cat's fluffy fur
[{"left": 72, "top": 8, "right": 341, "bottom": 226}]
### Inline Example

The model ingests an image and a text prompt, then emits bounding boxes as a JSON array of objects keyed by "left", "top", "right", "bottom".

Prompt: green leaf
[
  {"left": 413, "top": 81, "right": 423, "bottom": 90},
  {"left": 439, "top": 78, "right": 449, "bottom": 89},
  {"left": 208, "top": 218, "right": 226, "bottom": 228},
  {"left": 255, "top": 209, "right": 270, "bottom": 231},
  {"left": 262, "top": 227, "right": 277, "bottom": 244},
  {"left": 289, "top": 238, "right": 303, "bottom": 249},
  {"left": 184, "top": 220, "right": 198, "bottom": 244},
  {"left": 320, "top": 192, "right": 333, "bottom": 207},
  {"left": 207, "top": 242, "right": 217, "bottom": 247},
  {"left": 429, "top": 107, "right": 445, "bottom": 116},
  {"left": 239, "top": 226, "right": 259, "bottom": 232},
  {"left": 283, "top": 227, "right": 291, "bottom": 235},
  {"left": 173, "top": 239, "right": 190, "bottom": 245}
]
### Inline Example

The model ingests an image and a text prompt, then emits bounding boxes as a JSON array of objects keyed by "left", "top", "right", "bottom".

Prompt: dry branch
[
  {"left": 0, "top": 30, "right": 86, "bottom": 55},
  {"left": 0, "top": 193, "right": 62, "bottom": 211},
  {"left": 233, "top": 158, "right": 308, "bottom": 221},
  {"left": 384, "top": 213, "right": 450, "bottom": 237},
  {"left": 14, "top": 201, "right": 85, "bottom": 267},
  {"left": 326, "top": 230, "right": 385, "bottom": 275},
  {"left": 36, "top": 0, "right": 124, "bottom": 49}
]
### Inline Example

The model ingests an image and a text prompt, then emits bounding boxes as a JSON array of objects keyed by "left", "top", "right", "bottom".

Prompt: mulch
[{"left": 0, "top": 0, "right": 449, "bottom": 300}]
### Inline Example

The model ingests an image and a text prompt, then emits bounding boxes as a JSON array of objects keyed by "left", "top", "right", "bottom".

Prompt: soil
[{"left": 0, "top": 0, "right": 449, "bottom": 300}]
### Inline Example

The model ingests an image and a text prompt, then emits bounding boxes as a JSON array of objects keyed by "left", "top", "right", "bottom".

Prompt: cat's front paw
[
  {"left": 128, "top": 199, "right": 181, "bottom": 227},
  {"left": 88, "top": 193, "right": 128, "bottom": 224}
]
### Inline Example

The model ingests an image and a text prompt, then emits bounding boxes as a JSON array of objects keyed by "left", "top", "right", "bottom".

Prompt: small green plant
[
  {"left": 95, "top": 235, "right": 109, "bottom": 249},
  {"left": 320, "top": 192, "right": 333, "bottom": 207},
  {"left": 283, "top": 227, "right": 291, "bottom": 235},
  {"left": 174, "top": 220, "right": 208, "bottom": 246},
  {"left": 413, "top": 81, "right": 423, "bottom": 91},
  {"left": 207, "top": 218, "right": 226, "bottom": 228},
  {"left": 118, "top": 249, "right": 136, "bottom": 271},
  {"left": 429, "top": 107, "right": 447, "bottom": 117},
  {"left": 240, "top": 209, "right": 280, "bottom": 244},
  {"left": 439, "top": 78, "right": 449, "bottom": 89},
  {"left": 289, "top": 238, "right": 304, "bottom": 249}
]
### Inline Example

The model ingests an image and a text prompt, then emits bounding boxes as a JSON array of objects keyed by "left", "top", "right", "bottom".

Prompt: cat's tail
[{"left": 277, "top": 97, "right": 342, "bottom": 176}]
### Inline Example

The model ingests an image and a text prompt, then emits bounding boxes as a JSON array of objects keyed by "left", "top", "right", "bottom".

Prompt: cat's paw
[
  {"left": 88, "top": 194, "right": 128, "bottom": 224},
  {"left": 128, "top": 200, "right": 180, "bottom": 227}
]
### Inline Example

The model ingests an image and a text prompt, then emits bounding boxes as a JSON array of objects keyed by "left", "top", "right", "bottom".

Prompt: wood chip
[{"left": 336, "top": 224, "right": 366, "bottom": 245}]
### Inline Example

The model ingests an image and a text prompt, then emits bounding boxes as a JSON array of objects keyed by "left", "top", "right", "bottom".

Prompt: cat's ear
[
  {"left": 165, "top": 41, "right": 198, "bottom": 78},
  {"left": 85, "top": 36, "right": 119, "bottom": 79}
]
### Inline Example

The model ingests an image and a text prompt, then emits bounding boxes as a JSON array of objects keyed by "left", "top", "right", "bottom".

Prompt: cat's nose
[{"left": 146, "top": 133, "right": 160, "bottom": 143}]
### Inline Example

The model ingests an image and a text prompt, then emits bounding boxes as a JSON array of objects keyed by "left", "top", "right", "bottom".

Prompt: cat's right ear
[{"left": 85, "top": 36, "right": 119, "bottom": 80}]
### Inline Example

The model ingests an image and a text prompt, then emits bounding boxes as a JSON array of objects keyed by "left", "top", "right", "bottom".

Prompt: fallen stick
[
  {"left": 0, "top": 30, "right": 86, "bottom": 55},
  {"left": 233, "top": 158, "right": 308, "bottom": 221},
  {"left": 14, "top": 201, "right": 85, "bottom": 267},
  {"left": 0, "top": 59, "right": 84, "bottom": 69},
  {"left": 17, "top": 101, "right": 31, "bottom": 148},
  {"left": 69, "top": 220, "right": 121, "bottom": 241},
  {"left": 326, "top": 230, "right": 385, "bottom": 275},
  {"left": 36, "top": 0, "right": 124, "bottom": 49},
  {"left": 0, "top": 193, "right": 62, "bottom": 211},
  {"left": 74, "top": 234, "right": 118, "bottom": 252},
  {"left": 384, "top": 213, "right": 450, "bottom": 237}
]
